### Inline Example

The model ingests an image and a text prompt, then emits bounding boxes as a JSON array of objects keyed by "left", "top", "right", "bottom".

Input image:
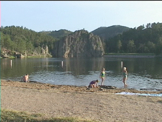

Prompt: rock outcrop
[
  {"left": 53, "top": 30, "right": 104, "bottom": 58},
  {"left": 1, "top": 45, "right": 52, "bottom": 58},
  {"left": 29, "top": 45, "right": 52, "bottom": 57}
]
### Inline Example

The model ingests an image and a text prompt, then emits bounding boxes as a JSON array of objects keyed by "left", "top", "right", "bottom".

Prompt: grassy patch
[
  {"left": 27, "top": 55, "right": 52, "bottom": 58},
  {"left": 8, "top": 56, "right": 16, "bottom": 58},
  {"left": 1, "top": 109, "right": 95, "bottom": 122}
]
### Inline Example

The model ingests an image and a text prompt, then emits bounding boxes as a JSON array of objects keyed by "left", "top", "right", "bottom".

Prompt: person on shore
[
  {"left": 100, "top": 68, "right": 106, "bottom": 86},
  {"left": 22, "top": 74, "right": 29, "bottom": 82},
  {"left": 123, "top": 67, "right": 128, "bottom": 88},
  {"left": 88, "top": 80, "right": 99, "bottom": 88}
]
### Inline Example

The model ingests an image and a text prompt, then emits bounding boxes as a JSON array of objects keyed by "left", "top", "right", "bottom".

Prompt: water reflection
[
  {"left": 63, "top": 57, "right": 105, "bottom": 76},
  {"left": 1, "top": 57, "right": 162, "bottom": 89}
]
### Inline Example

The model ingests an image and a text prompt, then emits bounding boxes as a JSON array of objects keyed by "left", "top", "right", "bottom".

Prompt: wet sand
[{"left": 1, "top": 79, "right": 162, "bottom": 122}]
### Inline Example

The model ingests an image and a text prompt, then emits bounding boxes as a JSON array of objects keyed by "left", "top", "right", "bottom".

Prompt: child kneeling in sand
[{"left": 88, "top": 80, "right": 99, "bottom": 88}]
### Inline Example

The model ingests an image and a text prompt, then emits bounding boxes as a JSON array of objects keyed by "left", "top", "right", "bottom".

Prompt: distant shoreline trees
[
  {"left": 1, "top": 22, "right": 162, "bottom": 58},
  {"left": 105, "top": 22, "right": 162, "bottom": 55},
  {"left": 1, "top": 26, "right": 57, "bottom": 57}
]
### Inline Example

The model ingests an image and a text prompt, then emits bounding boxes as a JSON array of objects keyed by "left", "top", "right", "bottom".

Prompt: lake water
[{"left": 1, "top": 57, "right": 162, "bottom": 90}]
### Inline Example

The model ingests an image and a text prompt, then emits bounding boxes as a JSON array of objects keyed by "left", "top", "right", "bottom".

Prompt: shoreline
[
  {"left": 104, "top": 53, "right": 157, "bottom": 58},
  {"left": 1, "top": 79, "right": 162, "bottom": 94},
  {"left": 1, "top": 79, "right": 162, "bottom": 122},
  {"left": 1, "top": 53, "right": 162, "bottom": 59}
]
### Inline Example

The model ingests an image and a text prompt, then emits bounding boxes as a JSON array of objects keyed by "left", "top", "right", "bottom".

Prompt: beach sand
[{"left": 1, "top": 79, "right": 162, "bottom": 122}]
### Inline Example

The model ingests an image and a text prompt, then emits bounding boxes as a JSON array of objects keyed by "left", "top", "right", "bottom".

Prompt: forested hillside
[
  {"left": 91, "top": 25, "right": 130, "bottom": 40},
  {"left": 1, "top": 22, "right": 162, "bottom": 58},
  {"left": 49, "top": 29, "right": 72, "bottom": 39},
  {"left": 105, "top": 22, "right": 162, "bottom": 55},
  {"left": 40, "top": 29, "right": 72, "bottom": 39},
  {"left": 1, "top": 26, "right": 57, "bottom": 57}
]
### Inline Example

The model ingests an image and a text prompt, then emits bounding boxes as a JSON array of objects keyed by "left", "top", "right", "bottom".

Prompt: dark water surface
[{"left": 1, "top": 57, "right": 162, "bottom": 90}]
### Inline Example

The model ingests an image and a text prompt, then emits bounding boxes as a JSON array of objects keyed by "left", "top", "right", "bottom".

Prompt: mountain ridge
[{"left": 91, "top": 25, "right": 130, "bottom": 40}]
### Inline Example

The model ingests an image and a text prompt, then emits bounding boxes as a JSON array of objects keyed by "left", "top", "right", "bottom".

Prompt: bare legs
[
  {"left": 101, "top": 77, "right": 105, "bottom": 86},
  {"left": 123, "top": 77, "right": 127, "bottom": 88}
]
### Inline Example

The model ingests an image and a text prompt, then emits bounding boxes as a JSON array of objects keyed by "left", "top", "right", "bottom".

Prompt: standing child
[
  {"left": 100, "top": 68, "right": 105, "bottom": 86},
  {"left": 123, "top": 67, "right": 128, "bottom": 88}
]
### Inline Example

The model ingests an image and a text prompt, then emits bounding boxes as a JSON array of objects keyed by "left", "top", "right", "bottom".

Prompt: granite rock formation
[{"left": 53, "top": 30, "right": 104, "bottom": 58}]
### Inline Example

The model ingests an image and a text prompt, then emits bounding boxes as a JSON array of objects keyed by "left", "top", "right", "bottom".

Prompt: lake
[{"left": 1, "top": 56, "right": 162, "bottom": 90}]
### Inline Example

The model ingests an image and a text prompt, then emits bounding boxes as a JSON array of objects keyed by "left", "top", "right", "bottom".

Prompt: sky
[{"left": 1, "top": 1, "right": 162, "bottom": 32}]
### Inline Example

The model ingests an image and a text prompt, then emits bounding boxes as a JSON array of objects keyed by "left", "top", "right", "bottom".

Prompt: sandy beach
[{"left": 1, "top": 79, "right": 162, "bottom": 122}]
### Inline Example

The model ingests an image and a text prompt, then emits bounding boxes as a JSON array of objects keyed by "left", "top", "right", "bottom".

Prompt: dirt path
[{"left": 1, "top": 80, "right": 162, "bottom": 122}]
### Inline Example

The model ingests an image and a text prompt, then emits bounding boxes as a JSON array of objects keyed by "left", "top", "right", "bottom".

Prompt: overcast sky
[{"left": 1, "top": 1, "right": 162, "bottom": 32}]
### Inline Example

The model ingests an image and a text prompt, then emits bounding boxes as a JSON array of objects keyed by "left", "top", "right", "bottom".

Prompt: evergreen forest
[
  {"left": 104, "top": 22, "right": 162, "bottom": 55},
  {"left": 0, "top": 26, "right": 57, "bottom": 57},
  {"left": 1, "top": 22, "right": 162, "bottom": 58}
]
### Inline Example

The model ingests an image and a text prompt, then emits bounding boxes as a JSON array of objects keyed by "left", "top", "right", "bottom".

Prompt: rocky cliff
[{"left": 52, "top": 30, "right": 104, "bottom": 58}]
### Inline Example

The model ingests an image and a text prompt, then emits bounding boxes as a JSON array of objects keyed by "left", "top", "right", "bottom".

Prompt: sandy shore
[{"left": 1, "top": 79, "right": 162, "bottom": 122}]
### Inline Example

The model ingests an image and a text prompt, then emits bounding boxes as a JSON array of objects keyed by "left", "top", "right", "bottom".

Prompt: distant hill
[
  {"left": 44, "top": 29, "right": 72, "bottom": 39},
  {"left": 91, "top": 25, "right": 130, "bottom": 40},
  {"left": 39, "top": 31, "right": 52, "bottom": 35},
  {"left": 105, "top": 22, "right": 162, "bottom": 54},
  {"left": 40, "top": 26, "right": 129, "bottom": 40}
]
